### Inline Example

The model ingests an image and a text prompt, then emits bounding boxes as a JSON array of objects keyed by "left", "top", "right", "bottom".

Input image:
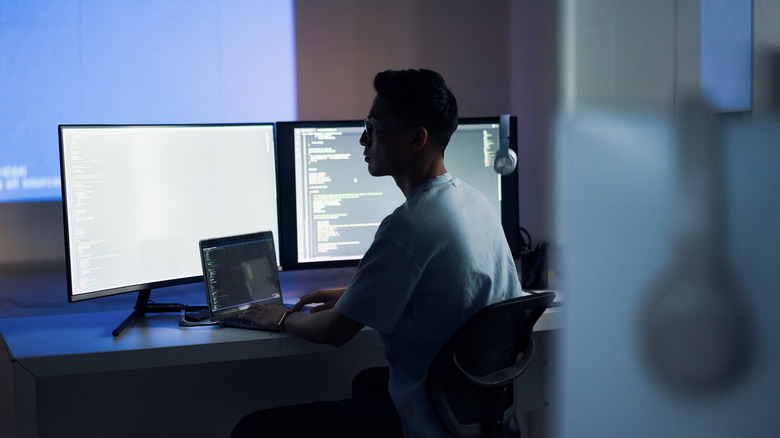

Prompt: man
[{"left": 233, "top": 69, "right": 520, "bottom": 437}]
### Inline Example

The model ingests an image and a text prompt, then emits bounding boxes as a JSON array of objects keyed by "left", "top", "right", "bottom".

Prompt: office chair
[{"left": 427, "top": 292, "right": 556, "bottom": 438}]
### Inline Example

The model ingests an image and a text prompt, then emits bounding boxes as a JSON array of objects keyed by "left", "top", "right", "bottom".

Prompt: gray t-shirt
[{"left": 336, "top": 173, "right": 520, "bottom": 437}]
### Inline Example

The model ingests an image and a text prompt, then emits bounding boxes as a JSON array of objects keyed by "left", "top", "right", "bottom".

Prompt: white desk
[{"left": 0, "top": 292, "right": 561, "bottom": 438}]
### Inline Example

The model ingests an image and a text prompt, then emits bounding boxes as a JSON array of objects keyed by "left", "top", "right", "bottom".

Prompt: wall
[
  {"left": 508, "top": 0, "right": 560, "bottom": 250},
  {"left": 555, "top": 0, "right": 702, "bottom": 248},
  {"left": 294, "top": 0, "right": 511, "bottom": 120},
  {"left": 0, "top": 1, "right": 297, "bottom": 268},
  {"left": 4, "top": 0, "right": 775, "bottom": 268},
  {"left": 1, "top": 0, "right": 562, "bottom": 267},
  {"left": 559, "top": 0, "right": 701, "bottom": 112},
  {"left": 295, "top": 0, "right": 559, "bottom": 246},
  {"left": 753, "top": 0, "right": 780, "bottom": 114},
  {"left": 0, "top": 202, "right": 64, "bottom": 268}
]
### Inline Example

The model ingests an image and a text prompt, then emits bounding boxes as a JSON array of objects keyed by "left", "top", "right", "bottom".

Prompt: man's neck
[{"left": 394, "top": 160, "right": 447, "bottom": 197}]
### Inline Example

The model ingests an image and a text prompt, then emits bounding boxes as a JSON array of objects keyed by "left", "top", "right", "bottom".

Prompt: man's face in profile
[{"left": 360, "top": 95, "right": 415, "bottom": 178}]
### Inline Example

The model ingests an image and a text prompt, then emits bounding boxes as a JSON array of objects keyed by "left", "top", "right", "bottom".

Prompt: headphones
[{"left": 493, "top": 114, "right": 517, "bottom": 176}]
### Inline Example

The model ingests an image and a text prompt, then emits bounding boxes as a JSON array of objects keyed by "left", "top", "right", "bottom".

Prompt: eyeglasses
[{"left": 363, "top": 118, "right": 411, "bottom": 144}]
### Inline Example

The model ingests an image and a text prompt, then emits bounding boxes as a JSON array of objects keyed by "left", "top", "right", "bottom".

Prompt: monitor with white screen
[
  {"left": 59, "top": 124, "right": 280, "bottom": 308},
  {"left": 276, "top": 117, "right": 519, "bottom": 270}
]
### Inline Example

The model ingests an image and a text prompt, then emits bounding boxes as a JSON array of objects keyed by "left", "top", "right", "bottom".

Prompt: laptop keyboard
[
  {"left": 220, "top": 316, "right": 271, "bottom": 330},
  {"left": 217, "top": 304, "right": 305, "bottom": 331}
]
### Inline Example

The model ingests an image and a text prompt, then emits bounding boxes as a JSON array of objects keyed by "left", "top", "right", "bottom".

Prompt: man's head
[
  {"left": 361, "top": 69, "right": 458, "bottom": 195},
  {"left": 371, "top": 69, "right": 458, "bottom": 152}
]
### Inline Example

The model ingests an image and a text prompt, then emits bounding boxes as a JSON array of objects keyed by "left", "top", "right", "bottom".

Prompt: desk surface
[
  {"left": 0, "top": 306, "right": 561, "bottom": 377},
  {"left": 0, "top": 267, "right": 562, "bottom": 438},
  {"left": 0, "top": 310, "right": 378, "bottom": 376},
  {"left": 0, "top": 265, "right": 562, "bottom": 378}
]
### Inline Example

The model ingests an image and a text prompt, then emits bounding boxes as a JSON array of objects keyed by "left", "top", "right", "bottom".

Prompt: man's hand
[
  {"left": 242, "top": 288, "right": 364, "bottom": 347},
  {"left": 291, "top": 287, "right": 346, "bottom": 313},
  {"left": 239, "top": 304, "right": 289, "bottom": 330}
]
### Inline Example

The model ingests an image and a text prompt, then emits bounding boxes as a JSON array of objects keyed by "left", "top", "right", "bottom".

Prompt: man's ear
[{"left": 409, "top": 126, "right": 428, "bottom": 152}]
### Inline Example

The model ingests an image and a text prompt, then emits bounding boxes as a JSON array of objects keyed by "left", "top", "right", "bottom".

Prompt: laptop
[{"left": 198, "top": 231, "right": 286, "bottom": 330}]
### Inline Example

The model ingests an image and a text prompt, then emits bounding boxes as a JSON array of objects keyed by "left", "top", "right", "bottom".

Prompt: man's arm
[
  {"left": 283, "top": 308, "right": 365, "bottom": 347},
  {"left": 240, "top": 289, "right": 365, "bottom": 347},
  {"left": 290, "top": 287, "right": 345, "bottom": 313}
]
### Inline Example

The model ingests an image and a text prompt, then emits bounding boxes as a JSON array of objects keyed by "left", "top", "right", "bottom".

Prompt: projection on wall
[
  {"left": 700, "top": 0, "right": 752, "bottom": 111},
  {"left": 0, "top": 1, "right": 296, "bottom": 203}
]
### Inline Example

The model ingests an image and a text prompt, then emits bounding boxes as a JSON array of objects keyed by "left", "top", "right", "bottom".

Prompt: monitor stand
[{"left": 112, "top": 289, "right": 188, "bottom": 337}]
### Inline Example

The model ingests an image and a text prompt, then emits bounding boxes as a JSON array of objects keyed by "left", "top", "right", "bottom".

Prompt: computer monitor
[
  {"left": 59, "top": 124, "right": 280, "bottom": 312},
  {"left": 276, "top": 116, "right": 519, "bottom": 270}
]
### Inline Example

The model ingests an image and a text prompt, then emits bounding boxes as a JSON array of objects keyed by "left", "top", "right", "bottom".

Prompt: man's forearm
[{"left": 284, "top": 308, "right": 365, "bottom": 347}]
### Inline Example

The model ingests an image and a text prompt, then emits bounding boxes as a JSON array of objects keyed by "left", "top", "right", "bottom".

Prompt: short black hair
[{"left": 373, "top": 69, "right": 458, "bottom": 150}]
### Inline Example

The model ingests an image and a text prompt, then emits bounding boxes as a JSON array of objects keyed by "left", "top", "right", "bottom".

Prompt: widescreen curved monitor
[
  {"left": 59, "top": 123, "right": 279, "bottom": 302},
  {"left": 276, "top": 116, "right": 519, "bottom": 270}
]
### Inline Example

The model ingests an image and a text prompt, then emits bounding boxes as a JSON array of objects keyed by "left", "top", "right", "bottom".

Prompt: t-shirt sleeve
[{"left": 335, "top": 234, "right": 423, "bottom": 333}]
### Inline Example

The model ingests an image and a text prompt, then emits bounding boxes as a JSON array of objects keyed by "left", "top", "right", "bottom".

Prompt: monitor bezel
[
  {"left": 275, "top": 116, "right": 519, "bottom": 271},
  {"left": 59, "top": 122, "right": 280, "bottom": 303}
]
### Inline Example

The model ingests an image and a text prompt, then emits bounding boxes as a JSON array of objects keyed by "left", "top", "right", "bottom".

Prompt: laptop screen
[{"left": 199, "top": 231, "right": 284, "bottom": 320}]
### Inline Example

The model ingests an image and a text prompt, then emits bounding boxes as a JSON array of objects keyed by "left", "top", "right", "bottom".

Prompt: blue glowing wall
[
  {"left": 0, "top": 0, "right": 296, "bottom": 203},
  {"left": 701, "top": 0, "right": 752, "bottom": 111}
]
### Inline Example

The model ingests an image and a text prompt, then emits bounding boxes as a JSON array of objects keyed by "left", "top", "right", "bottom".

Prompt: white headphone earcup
[{"left": 494, "top": 148, "right": 517, "bottom": 176}]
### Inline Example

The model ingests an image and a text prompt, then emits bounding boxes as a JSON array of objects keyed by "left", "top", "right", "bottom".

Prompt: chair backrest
[{"left": 427, "top": 292, "right": 555, "bottom": 438}]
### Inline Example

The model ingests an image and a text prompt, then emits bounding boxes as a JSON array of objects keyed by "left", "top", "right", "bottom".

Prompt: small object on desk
[
  {"left": 185, "top": 307, "right": 211, "bottom": 322},
  {"left": 518, "top": 227, "right": 549, "bottom": 290}
]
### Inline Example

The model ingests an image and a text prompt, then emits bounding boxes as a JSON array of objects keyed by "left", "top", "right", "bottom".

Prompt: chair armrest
[{"left": 454, "top": 336, "right": 535, "bottom": 387}]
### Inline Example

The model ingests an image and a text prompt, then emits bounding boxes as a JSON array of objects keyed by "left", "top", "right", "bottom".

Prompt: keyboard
[{"left": 219, "top": 316, "right": 272, "bottom": 331}]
